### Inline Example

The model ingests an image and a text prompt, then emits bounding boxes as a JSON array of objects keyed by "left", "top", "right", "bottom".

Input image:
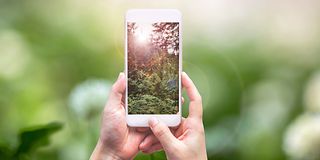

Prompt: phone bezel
[{"left": 125, "top": 9, "right": 182, "bottom": 127}]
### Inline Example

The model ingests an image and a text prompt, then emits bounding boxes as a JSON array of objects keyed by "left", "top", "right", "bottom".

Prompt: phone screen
[{"left": 127, "top": 22, "right": 180, "bottom": 114}]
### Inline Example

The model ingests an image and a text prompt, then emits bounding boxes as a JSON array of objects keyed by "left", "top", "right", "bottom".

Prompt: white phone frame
[{"left": 125, "top": 9, "right": 182, "bottom": 127}]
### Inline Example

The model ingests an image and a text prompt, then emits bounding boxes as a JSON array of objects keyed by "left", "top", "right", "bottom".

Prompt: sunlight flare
[{"left": 134, "top": 23, "right": 152, "bottom": 43}]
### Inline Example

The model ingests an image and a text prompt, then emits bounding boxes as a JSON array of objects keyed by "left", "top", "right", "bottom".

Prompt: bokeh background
[{"left": 1, "top": 0, "right": 320, "bottom": 160}]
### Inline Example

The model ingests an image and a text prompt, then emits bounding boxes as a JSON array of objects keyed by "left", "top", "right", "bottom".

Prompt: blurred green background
[{"left": 1, "top": 0, "right": 320, "bottom": 160}]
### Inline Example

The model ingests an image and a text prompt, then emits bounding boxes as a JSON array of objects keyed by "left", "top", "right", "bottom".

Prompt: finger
[
  {"left": 120, "top": 70, "right": 127, "bottom": 104},
  {"left": 182, "top": 72, "right": 203, "bottom": 119},
  {"left": 127, "top": 128, "right": 147, "bottom": 151},
  {"left": 106, "top": 72, "right": 126, "bottom": 108},
  {"left": 142, "top": 143, "right": 163, "bottom": 154},
  {"left": 139, "top": 134, "right": 159, "bottom": 151},
  {"left": 136, "top": 127, "right": 150, "bottom": 133},
  {"left": 173, "top": 117, "right": 186, "bottom": 137},
  {"left": 121, "top": 92, "right": 126, "bottom": 105},
  {"left": 140, "top": 125, "right": 182, "bottom": 151},
  {"left": 177, "top": 130, "right": 189, "bottom": 141},
  {"left": 149, "top": 118, "right": 179, "bottom": 150},
  {"left": 171, "top": 117, "right": 185, "bottom": 130}
]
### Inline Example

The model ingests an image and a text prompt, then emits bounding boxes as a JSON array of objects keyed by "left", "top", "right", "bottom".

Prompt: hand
[
  {"left": 90, "top": 73, "right": 147, "bottom": 160},
  {"left": 139, "top": 72, "right": 207, "bottom": 160}
]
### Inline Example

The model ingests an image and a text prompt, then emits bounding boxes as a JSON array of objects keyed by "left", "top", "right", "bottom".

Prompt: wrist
[{"left": 90, "top": 139, "right": 123, "bottom": 160}]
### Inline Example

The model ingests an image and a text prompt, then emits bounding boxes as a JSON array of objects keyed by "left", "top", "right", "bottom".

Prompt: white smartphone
[{"left": 125, "top": 9, "right": 182, "bottom": 127}]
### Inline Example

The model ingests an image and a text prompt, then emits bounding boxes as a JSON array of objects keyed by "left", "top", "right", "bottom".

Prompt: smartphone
[{"left": 125, "top": 9, "right": 182, "bottom": 127}]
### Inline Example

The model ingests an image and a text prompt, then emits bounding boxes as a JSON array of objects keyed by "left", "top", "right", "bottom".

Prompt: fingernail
[
  {"left": 149, "top": 117, "right": 159, "bottom": 127},
  {"left": 117, "top": 72, "right": 123, "bottom": 80},
  {"left": 140, "top": 140, "right": 145, "bottom": 147}
]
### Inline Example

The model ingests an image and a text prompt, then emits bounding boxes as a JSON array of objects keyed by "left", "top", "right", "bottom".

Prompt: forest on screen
[{"left": 127, "top": 22, "right": 179, "bottom": 114}]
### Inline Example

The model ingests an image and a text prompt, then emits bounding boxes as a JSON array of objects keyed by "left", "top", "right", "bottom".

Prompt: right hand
[{"left": 139, "top": 72, "right": 208, "bottom": 160}]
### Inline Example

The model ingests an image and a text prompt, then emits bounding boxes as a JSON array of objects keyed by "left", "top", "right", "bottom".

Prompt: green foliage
[
  {"left": 127, "top": 22, "right": 180, "bottom": 114},
  {"left": 135, "top": 151, "right": 167, "bottom": 160},
  {"left": 1, "top": 1, "right": 320, "bottom": 160},
  {"left": 128, "top": 95, "right": 178, "bottom": 114},
  {"left": 0, "top": 122, "right": 63, "bottom": 160},
  {"left": 128, "top": 53, "right": 179, "bottom": 114}
]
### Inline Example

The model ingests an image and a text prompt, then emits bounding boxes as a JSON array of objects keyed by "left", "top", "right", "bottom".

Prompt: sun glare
[{"left": 134, "top": 23, "right": 152, "bottom": 43}]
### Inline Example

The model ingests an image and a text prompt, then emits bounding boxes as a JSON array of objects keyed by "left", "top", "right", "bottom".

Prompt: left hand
[{"left": 90, "top": 72, "right": 149, "bottom": 160}]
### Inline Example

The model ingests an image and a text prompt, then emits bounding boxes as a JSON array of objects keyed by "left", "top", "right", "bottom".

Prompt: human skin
[
  {"left": 90, "top": 72, "right": 207, "bottom": 160},
  {"left": 90, "top": 73, "right": 146, "bottom": 160},
  {"left": 139, "top": 72, "right": 207, "bottom": 160}
]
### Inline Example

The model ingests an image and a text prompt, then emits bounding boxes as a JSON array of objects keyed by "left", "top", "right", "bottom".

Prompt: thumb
[
  {"left": 149, "top": 118, "right": 179, "bottom": 150},
  {"left": 107, "top": 72, "right": 125, "bottom": 108}
]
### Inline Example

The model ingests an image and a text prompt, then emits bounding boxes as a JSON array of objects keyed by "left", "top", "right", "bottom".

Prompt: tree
[{"left": 127, "top": 22, "right": 179, "bottom": 114}]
